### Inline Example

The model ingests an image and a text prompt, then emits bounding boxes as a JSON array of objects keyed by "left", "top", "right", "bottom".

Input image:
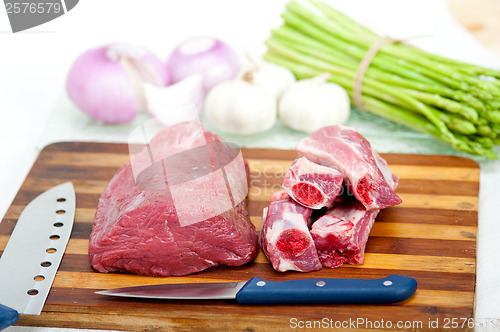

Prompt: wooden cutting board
[{"left": 0, "top": 142, "right": 479, "bottom": 331}]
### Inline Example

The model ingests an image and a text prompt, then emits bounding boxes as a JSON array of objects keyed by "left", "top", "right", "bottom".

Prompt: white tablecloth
[{"left": 1, "top": 1, "right": 499, "bottom": 330}]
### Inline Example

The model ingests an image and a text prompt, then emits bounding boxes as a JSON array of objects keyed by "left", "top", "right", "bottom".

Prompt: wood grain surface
[{"left": 0, "top": 142, "right": 479, "bottom": 331}]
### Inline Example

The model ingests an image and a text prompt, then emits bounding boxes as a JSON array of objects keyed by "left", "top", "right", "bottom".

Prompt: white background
[{"left": 1, "top": 1, "right": 499, "bottom": 331}]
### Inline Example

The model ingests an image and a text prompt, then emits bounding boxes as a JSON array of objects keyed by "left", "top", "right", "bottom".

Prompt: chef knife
[
  {"left": 0, "top": 182, "right": 76, "bottom": 329},
  {"left": 96, "top": 274, "right": 417, "bottom": 304}
]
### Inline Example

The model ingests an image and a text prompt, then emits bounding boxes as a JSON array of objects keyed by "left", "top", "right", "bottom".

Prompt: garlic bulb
[
  {"left": 279, "top": 73, "right": 350, "bottom": 132},
  {"left": 238, "top": 60, "right": 295, "bottom": 99},
  {"left": 204, "top": 76, "right": 277, "bottom": 135}
]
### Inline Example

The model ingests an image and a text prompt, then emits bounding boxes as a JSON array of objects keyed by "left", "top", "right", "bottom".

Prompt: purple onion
[
  {"left": 66, "top": 43, "right": 169, "bottom": 124},
  {"left": 166, "top": 36, "right": 240, "bottom": 92}
]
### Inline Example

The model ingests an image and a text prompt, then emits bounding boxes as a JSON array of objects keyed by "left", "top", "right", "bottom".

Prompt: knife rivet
[
  {"left": 383, "top": 281, "right": 393, "bottom": 286},
  {"left": 316, "top": 281, "right": 326, "bottom": 287},
  {"left": 256, "top": 281, "right": 266, "bottom": 287}
]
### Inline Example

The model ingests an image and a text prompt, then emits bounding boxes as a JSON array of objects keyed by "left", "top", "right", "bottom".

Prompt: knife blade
[
  {"left": 95, "top": 274, "right": 417, "bottom": 304},
  {"left": 0, "top": 182, "right": 76, "bottom": 328}
]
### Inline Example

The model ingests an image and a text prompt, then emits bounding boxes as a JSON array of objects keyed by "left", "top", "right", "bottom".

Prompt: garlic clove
[
  {"left": 108, "top": 43, "right": 169, "bottom": 87},
  {"left": 111, "top": 43, "right": 171, "bottom": 114},
  {"left": 143, "top": 74, "right": 205, "bottom": 127}
]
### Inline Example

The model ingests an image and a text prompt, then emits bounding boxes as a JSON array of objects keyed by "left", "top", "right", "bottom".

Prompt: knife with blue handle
[
  {"left": 95, "top": 274, "right": 417, "bottom": 304},
  {"left": 0, "top": 304, "right": 18, "bottom": 330},
  {"left": 0, "top": 183, "right": 76, "bottom": 330}
]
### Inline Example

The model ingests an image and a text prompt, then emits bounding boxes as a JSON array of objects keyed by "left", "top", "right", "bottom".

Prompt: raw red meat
[
  {"left": 89, "top": 122, "right": 259, "bottom": 277},
  {"left": 310, "top": 196, "right": 379, "bottom": 268},
  {"left": 282, "top": 157, "right": 343, "bottom": 209},
  {"left": 296, "top": 125, "right": 401, "bottom": 211},
  {"left": 270, "top": 189, "right": 290, "bottom": 202},
  {"left": 260, "top": 196, "right": 321, "bottom": 272}
]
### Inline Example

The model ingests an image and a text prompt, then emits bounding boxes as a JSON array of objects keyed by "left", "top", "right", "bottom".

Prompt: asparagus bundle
[{"left": 264, "top": 0, "right": 500, "bottom": 159}]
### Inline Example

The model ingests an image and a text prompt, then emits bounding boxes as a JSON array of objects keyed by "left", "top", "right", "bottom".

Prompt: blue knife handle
[
  {"left": 235, "top": 274, "right": 417, "bottom": 304},
  {"left": 0, "top": 304, "right": 18, "bottom": 330}
]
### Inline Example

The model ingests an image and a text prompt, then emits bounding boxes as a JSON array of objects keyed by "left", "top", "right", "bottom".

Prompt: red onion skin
[
  {"left": 134, "top": 51, "right": 170, "bottom": 87},
  {"left": 66, "top": 45, "right": 169, "bottom": 124},
  {"left": 166, "top": 38, "right": 239, "bottom": 92}
]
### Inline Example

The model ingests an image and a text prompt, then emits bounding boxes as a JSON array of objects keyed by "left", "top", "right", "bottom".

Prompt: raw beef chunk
[
  {"left": 269, "top": 189, "right": 290, "bottom": 203},
  {"left": 296, "top": 125, "right": 401, "bottom": 211},
  {"left": 282, "top": 157, "right": 343, "bottom": 209},
  {"left": 89, "top": 122, "right": 259, "bottom": 277},
  {"left": 260, "top": 197, "right": 321, "bottom": 272},
  {"left": 310, "top": 196, "right": 379, "bottom": 268}
]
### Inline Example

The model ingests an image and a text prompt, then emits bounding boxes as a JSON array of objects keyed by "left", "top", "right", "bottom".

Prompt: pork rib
[
  {"left": 282, "top": 157, "right": 343, "bottom": 210},
  {"left": 310, "top": 196, "right": 379, "bottom": 268},
  {"left": 296, "top": 125, "right": 401, "bottom": 211},
  {"left": 260, "top": 194, "right": 321, "bottom": 272}
]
